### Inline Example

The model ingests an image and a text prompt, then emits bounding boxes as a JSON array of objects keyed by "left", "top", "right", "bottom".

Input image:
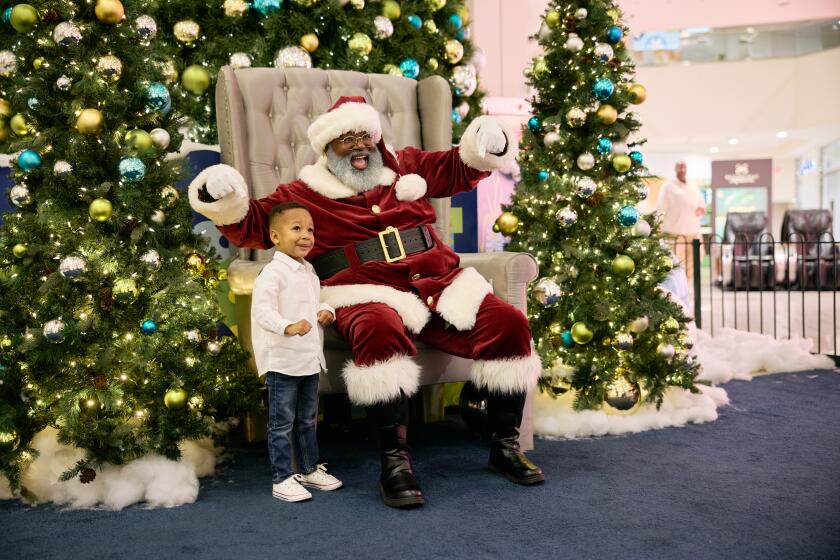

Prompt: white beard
[{"left": 325, "top": 146, "right": 385, "bottom": 194}]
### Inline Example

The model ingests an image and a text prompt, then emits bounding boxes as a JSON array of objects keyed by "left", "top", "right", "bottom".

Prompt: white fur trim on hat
[
  {"left": 320, "top": 284, "right": 430, "bottom": 334},
  {"left": 435, "top": 267, "right": 493, "bottom": 331},
  {"left": 308, "top": 102, "right": 383, "bottom": 157},
  {"left": 342, "top": 355, "right": 420, "bottom": 405},
  {"left": 458, "top": 115, "right": 518, "bottom": 172},
  {"left": 187, "top": 164, "right": 250, "bottom": 226},
  {"left": 471, "top": 352, "right": 541, "bottom": 395},
  {"left": 394, "top": 174, "right": 427, "bottom": 202},
  {"left": 299, "top": 157, "right": 397, "bottom": 199}
]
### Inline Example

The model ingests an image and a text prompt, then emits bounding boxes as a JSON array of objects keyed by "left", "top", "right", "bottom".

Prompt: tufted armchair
[
  {"left": 781, "top": 209, "right": 839, "bottom": 289},
  {"left": 212, "top": 67, "right": 539, "bottom": 448},
  {"left": 721, "top": 211, "right": 775, "bottom": 290}
]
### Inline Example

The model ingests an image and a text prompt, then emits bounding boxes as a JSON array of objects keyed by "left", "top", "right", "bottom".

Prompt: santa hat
[{"left": 307, "top": 96, "right": 426, "bottom": 201}]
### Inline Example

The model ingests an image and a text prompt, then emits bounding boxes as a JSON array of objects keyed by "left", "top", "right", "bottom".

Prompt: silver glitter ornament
[
  {"left": 274, "top": 46, "right": 312, "bottom": 68},
  {"left": 10, "top": 186, "right": 31, "bottom": 207},
  {"left": 54, "top": 161, "right": 73, "bottom": 176},
  {"left": 374, "top": 15, "right": 394, "bottom": 39},
  {"left": 223, "top": 0, "right": 249, "bottom": 17},
  {"left": 450, "top": 65, "right": 477, "bottom": 97},
  {"left": 657, "top": 343, "right": 675, "bottom": 359},
  {"left": 96, "top": 55, "right": 123, "bottom": 82},
  {"left": 207, "top": 341, "right": 221, "bottom": 356},
  {"left": 149, "top": 128, "right": 170, "bottom": 149},
  {"left": 53, "top": 22, "right": 83, "bottom": 46},
  {"left": 533, "top": 278, "right": 562, "bottom": 306},
  {"left": 576, "top": 152, "right": 595, "bottom": 170},
  {"left": 594, "top": 43, "right": 614, "bottom": 62},
  {"left": 635, "top": 183, "right": 650, "bottom": 201},
  {"left": 556, "top": 207, "right": 578, "bottom": 227},
  {"left": 173, "top": 20, "right": 201, "bottom": 44},
  {"left": 56, "top": 75, "right": 72, "bottom": 91},
  {"left": 140, "top": 249, "right": 161, "bottom": 268},
  {"left": 575, "top": 177, "right": 597, "bottom": 199},
  {"left": 135, "top": 15, "right": 157, "bottom": 40},
  {"left": 566, "top": 107, "right": 586, "bottom": 127},
  {"left": 59, "top": 256, "right": 87, "bottom": 278},
  {"left": 43, "top": 319, "right": 66, "bottom": 342},
  {"left": 0, "top": 50, "right": 16, "bottom": 77},
  {"left": 185, "top": 330, "right": 201, "bottom": 345},
  {"left": 229, "top": 52, "right": 252, "bottom": 69},
  {"left": 615, "top": 333, "right": 633, "bottom": 349}
]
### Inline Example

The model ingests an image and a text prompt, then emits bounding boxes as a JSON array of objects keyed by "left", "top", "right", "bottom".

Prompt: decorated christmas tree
[
  {"left": 0, "top": 1, "right": 260, "bottom": 491},
  {"left": 153, "top": 0, "right": 484, "bottom": 143},
  {"left": 501, "top": 1, "right": 699, "bottom": 412}
]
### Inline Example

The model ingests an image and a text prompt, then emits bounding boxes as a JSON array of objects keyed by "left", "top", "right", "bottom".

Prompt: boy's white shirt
[{"left": 250, "top": 251, "right": 334, "bottom": 376}]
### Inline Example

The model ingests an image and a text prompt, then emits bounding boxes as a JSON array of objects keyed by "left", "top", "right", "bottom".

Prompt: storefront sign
[{"left": 711, "top": 158, "right": 772, "bottom": 187}]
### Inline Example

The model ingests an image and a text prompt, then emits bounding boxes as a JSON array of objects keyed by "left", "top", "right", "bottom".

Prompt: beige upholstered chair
[{"left": 215, "top": 67, "right": 539, "bottom": 448}]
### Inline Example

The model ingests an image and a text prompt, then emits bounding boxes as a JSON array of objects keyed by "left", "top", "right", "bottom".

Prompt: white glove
[
  {"left": 475, "top": 118, "right": 507, "bottom": 158},
  {"left": 205, "top": 164, "right": 246, "bottom": 200}
]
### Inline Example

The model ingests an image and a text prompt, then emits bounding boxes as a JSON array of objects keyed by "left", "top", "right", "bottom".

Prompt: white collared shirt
[{"left": 250, "top": 251, "right": 334, "bottom": 376}]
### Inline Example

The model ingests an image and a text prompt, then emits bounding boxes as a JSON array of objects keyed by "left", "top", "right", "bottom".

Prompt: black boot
[
  {"left": 487, "top": 392, "right": 545, "bottom": 485},
  {"left": 367, "top": 397, "right": 425, "bottom": 508}
]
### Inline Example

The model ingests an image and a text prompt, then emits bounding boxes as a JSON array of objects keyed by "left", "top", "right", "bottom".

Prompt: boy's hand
[
  {"left": 284, "top": 320, "right": 312, "bottom": 336},
  {"left": 317, "top": 310, "right": 335, "bottom": 326}
]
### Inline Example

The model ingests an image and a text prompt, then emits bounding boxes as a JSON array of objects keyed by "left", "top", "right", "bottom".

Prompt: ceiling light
[
  {"left": 728, "top": 138, "right": 739, "bottom": 145},
  {"left": 709, "top": 146, "right": 720, "bottom": 153},
  {"left": 776, "top": 131, "right": 788, "bottom": 139}
]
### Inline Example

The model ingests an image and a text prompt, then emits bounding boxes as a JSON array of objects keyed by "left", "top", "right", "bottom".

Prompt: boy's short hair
[{"left": 269, "top": 202, "right": 310, "bottom": 226}]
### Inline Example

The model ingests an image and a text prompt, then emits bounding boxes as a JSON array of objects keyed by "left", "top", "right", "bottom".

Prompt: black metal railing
[{"left": 663, "top": 233, "right": 839, "bottom": 358}]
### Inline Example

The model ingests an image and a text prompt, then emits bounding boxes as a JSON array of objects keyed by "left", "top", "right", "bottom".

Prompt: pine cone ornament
[
  {"left": 94, "top": 375, "right": 108, "bottom": 390},
  {"left": 584, "top": 192, "right": 605, "bottom": 207},
  {"left": 79, "top": 467, "right": 96, "bottom": 484},
  {"left": 98, "top": 288, "right": 114, "bottom": 310}
]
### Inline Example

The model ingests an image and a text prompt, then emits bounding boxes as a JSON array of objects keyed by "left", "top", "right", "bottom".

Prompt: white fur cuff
[
  {"left": 320, "top": 284, "right": 430, "bottom": 334},
  {"left": 394, "top": 174, "right": 428, "bottom": 201},
  {"left": 471, "top": 352, "right": 541, "bottom": 395},
  {"left": 436, "top": 267, "right": 493, "bottom": 331},
  {"left": 187, "top": 164, "right": 250, "bottom": 226},
  {"left": 458, "top": 115, "right": 518, "bottom": 172},
  {"left": 342, "top": 355, "right": 420, "bottom": 405}
]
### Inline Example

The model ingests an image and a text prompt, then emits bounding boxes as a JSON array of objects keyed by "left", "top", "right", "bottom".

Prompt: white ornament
[
  {"left": 657, "top": 343, "right": 675, "bottom": 359},
  {"left": 544, "top": 131, "right": 561, "bottom": 146},
  {"left": 575, "top": 177, "right": 597, "bottom": 198},
  {"left": 54, "top": 161, "right": 73, "bottom": 176},
  {"left": 140, "top": 249, "right": 161, "bottom": 268},
  {"left": 373, "top": 15, "right": 394, "bottom": 39},
  {"left": 229, "top": 52, "right": 252, "bottom": 69},
  {"left": 612, "top": 141, "right": 629, "bottom": 154},
  {"left": 594, "top": 43, "right": 614, "bottom": 62},
  {"left": 56, "top": 75, "right": 72, "bottom": 91},
  {"left": 53, "top": 22, "right": 83, "bottom": 46},
  {"left": 0, "top": 50, "right": 17, "bottom": 77},
  {"left": 185, "top": 330, "right": 201, "bottom": 345},
  {"left": 150, "top": 128, "right": 170, "bottom": 149},
  {"left": 565, "top": 33, "right": 584, "bottom": 52},
  {"left": 629, "top": 316, "right": 649, "bottom": 333},
  {"left": 632, "top": 219, "right": 651, "bottom": 237},
  {"left": 575, "top": 8, "right": 588, "bottom": 19},
  {"left": 150, "top": 210, "right": 166, "bottom": 224},
  {"left": 538, "top": 23, "right": 552, "bottom": 40},
  {"left": 207, "top": 341, "right": 221, "bottom": 356},
  {"left": 43, "top": 319, "right": 66, "bottom": 342},
  {"left": 274, "top": 46, "right": 312, "bottom": 68},
  {"left": 556, "top": 207, "right": 578, "bottom": 227},
  {"left": 10, "top": 186, "right": 31, "bottom": 207},
  {"left": 576, "top": 152, "right": 595, "bottom": 170},
  {"left": 59, "top": 256, "right": 87, "bottom": 278}
]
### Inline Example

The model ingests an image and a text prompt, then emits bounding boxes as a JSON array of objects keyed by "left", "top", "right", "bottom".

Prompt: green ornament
[
  {"left": 612, "top": 154, "right": 632, "bottom": 173},
  {"left": 348, "top": 32, "right": 373, "bottom": 55},
  {"left": 11, "top": 4, "right": 40, "bottom": 33},
  {"left": 383, "top": 64, "right": 402, "bottom": 76},
  {"left": 181, "top": 65, "right": 211, "bottom": 95},
  {"left": 125, "top": 129, "right": 153, "bottom": 151},
  {"left": 571, "top": 321, "right": 593, "bottom": 344},
  {"left": 12, "top": 243, "right": 28, "bottom": 258},
  {"left": 545, "top": 9, "right": 561, "bottom": 28},
  {"left": 164, "top": 388, "right": 188, "bottom": 409},
  {"left": 611, "top": 254, "right": 635, "bottom": 277},
  {"left": 660, "top": 317, "right": 680, "bottom": 334},
  {"left": 381, "top": 0, "right": 401, "bottom": 20}
]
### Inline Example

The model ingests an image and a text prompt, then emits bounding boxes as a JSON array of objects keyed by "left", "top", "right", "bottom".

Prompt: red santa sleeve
[{"left": 218, "top": 188, "right": 292, "bottom": 250}]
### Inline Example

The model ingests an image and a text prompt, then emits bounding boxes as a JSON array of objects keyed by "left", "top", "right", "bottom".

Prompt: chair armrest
[
  {"left": 458, "top": 252, "right": 538, "bottom": 314},
  {"left": 228, "top": 258, "right": 268, "bottom": 295}
]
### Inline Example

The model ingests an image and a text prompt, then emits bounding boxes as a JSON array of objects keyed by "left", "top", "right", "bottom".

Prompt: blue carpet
[{"left": 3, "top": 370, "right": 839, "bottom": 560}]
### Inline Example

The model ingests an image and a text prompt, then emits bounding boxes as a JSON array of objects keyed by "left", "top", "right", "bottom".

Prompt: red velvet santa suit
[{"left": 188, "top": 99, "right": 540, "bottom": 406}]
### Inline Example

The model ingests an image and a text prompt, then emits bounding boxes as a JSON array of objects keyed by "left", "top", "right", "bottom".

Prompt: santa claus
[{"left": 189, "top": 96, "right": 544, "bottom": 508}]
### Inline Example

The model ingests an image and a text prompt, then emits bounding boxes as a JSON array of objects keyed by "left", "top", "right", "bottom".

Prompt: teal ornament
[
  {"left": 629, "top": 151, "right": 643, "bottom": 165},
  {"left": 145, "top": 82, "right": 170, "bottom": 112},
  {"left": 253, "top": 0, "right": 281, "bottom": 15},
  {"left": 596, "top": 136, "right": 613, "bottom": 154},
  {"left": 1, "top": 7, "right": 11, "bottom": 23},
  {"left": 606, "top": 25, "right": 623, "bottom": 44},
  {"left": 453, "top": 88, "right": 462, "bottom": 97},
  {"left": 561, "top": 331, "right": 574, "bottom": 348},
  {"left": 448, "top": 14, "right": 463, "bottom": 30},
  {"left": 27, "top": 97, "right": 39, "bottom": 110},
  {"left": 527, "top": 116, "right": 541, "bottom": 133},
  {"left": 617, "top": 205, "right": 639, "bottom": 227},
  {"left": 18, "top": 149, "right": 42, "bottom": 172},
  {"left": 537, "top": 170, "right": 549, "bottom": 182},
  {"left": 141, "top": 320, "right": 158, "bottom": 335},
  {"left": 119, "top": 157, "right": 146, "bottom": 182},
  {"left": 399, "top": 57, "right": 420, "bottom": 79},
  {"left": 451, "top": 110, "right": 462, "bottom": 124},
  {"left": 407, "top": 15, "right": 422, "bottom": 29},
  {"left": 592, "top": 77, "right": 615, "bottom": 100},
  {"left": 456, "top": 28, "right": 466, "bottom": 41}
]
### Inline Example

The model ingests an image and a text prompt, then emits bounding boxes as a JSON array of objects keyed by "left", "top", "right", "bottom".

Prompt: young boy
[{"left": 251, "top": 201, "right": 342, "bottom": 502}]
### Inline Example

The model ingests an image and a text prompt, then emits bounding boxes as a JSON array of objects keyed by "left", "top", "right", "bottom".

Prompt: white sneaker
[
  {"left": 298, "top": 464, "right": 343, "bottom": 491},
  {"left": 272, "top": 474, "right": 312, "bottom": 502}
]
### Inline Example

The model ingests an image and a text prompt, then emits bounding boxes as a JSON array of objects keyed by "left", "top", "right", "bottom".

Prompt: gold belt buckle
[{"left": 378, "top": 226, "right": 406, "bottom": 263}]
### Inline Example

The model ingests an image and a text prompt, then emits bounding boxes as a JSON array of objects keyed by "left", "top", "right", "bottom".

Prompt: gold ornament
[
  {"left": 186, "top": 253, "right": 206, "bottom": 274},
  {"left": 444, "top": 39, "right": 464, "bottom": 63},
  {"left": 426, "top": 58, "right": 439, "bottom": 71},
  {"left": 223, "top": 0, "right": 249, "bottom": 17},
  {"left": 423, "top": 20, "right": 438, "bottom": 34},
  {"left": 10, "top": 114, "right": 30, "bottom": 136},
  {"left": 161, "top": 185, "right": 180, "bottom": 207},
  {"left": 545, "top": 9, "right": 561, "bottom": 28},
  {"left": 113, "top": 278, "right": 139, "bottom": 303},
  {"left": 427, "top": 0, "right": 446, "bottom": 11},
  {"left": 604, "top": 376, "right": 641, "bottom": 414},
  {"left": 596, "top": 104, "right": 618, "bottom": 124},
  {"left": 164, "top": 388, "right": 188, "bottom": 410},
  {"left": 10, "top": 4, "right": 39, "bottom": 33},
  {"left": 181, "top": 65, "right": 211, "bottom": 95},
  {"left": 348, "top": 33, "right": 373, "bottom": 55},
  {"left": 160, "top": 59, "right": 178, "bottom": 84},
  {"left": 612, "top": 154, "right": 632, "bottom": 173},
  {"left": 12, "top": 243, "right": 28, "bottom": 258},
  {"left": 628, "top": 84, "right": 647, "bottom": 104},
  {"left": 456, "top": 5, "right": 470, "bottom": 25},
  {"left": 532, "top": 56, "right": 549, "bottom": 77},
  {"left": 660, "top": 255, "right": 674, "bottom": 270},
  {"left": 300, "top": 33, "right": 319, "bottom": 53},
  {"left": 495, "top": 212, "right": 520, "bottom": 235},
  {"left": 0, "top": 98, "right": 10, "bottom": 118},
  {"left": 89, "top": 198, "right": 113, "bottom": 221},
  {"left": 381, "top": 0, "right": 401, "bottom": 20},
  {"left": 76, "top": 108, "right": 104, "bottom": 135},
  {"left": 174, "top": 20, "right": 201, "bottom": 44},
  {"left": 571, "top": 322, "right": 593, "bottom": 344},
  {"left": 0, "top": 121, "right": 8, "bottom": 143},
  {"left": 383, "top": 64, "right": 402, "bottom": 76},
  {"left": 660, "top": 317, "right": 680, "bottom": 334},
  {"left": 95, "top": 0, "right": 125, "bottom": 25},
  {"left": 611, "top": 254, "right": 635, "bottom": 277},
  {"left": 125, "top": 129, "right": 153, "bottom": 151},
  {"left": 0, "top": 430, "right": 19, "bottom": 452}
]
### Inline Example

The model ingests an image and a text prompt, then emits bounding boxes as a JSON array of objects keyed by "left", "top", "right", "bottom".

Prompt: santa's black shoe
[
  {"left": 379, "top": 447, "right": 425, "bottom": 508},
  {"left": 489, "top": 436, "right": 545, "bottom": 485}
]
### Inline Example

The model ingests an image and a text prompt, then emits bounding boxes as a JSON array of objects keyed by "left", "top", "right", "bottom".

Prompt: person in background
[{"left": 655, "top": 160, "right": 706, "bottom": 285}]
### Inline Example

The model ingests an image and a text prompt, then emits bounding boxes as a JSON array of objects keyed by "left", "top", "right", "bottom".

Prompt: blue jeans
[{"left": 265, "top": 372, "right": 320, "bottom": 483}]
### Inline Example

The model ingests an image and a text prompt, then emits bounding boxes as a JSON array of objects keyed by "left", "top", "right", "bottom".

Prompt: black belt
[{"left": 311, "top": 225, "right": 435, "bottom": 280}]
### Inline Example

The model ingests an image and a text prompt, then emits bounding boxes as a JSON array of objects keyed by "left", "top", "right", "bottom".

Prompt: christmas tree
[
  {"left": 0, "top": 1, "right": 260, "bottom": 491},
  {"left": 501, "top": 1, "right": 699, "bottom": 412},
  {"left": 153, "top": 0, "right": 483, "bottom": 143}
]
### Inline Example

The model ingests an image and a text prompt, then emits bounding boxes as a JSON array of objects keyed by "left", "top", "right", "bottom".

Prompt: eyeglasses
[{"left": 338, "top": 133, "right": 374, "bottom": 148}]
